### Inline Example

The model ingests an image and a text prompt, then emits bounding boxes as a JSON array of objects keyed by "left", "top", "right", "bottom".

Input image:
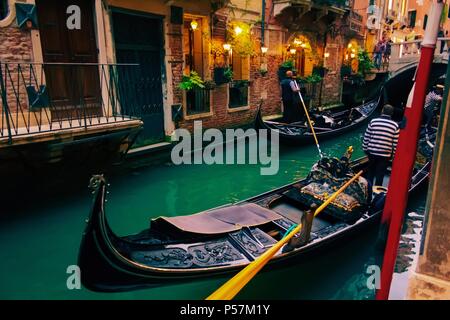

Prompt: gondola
[
  {"left": 78, "top": 151, "right": 432, "bottom": 292},
  {"left": 255, "top": 98, "right": 380, "bottom": 144}
]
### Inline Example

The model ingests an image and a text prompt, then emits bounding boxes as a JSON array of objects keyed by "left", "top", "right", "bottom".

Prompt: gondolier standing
[
  {"left": 362, "top": 104, "right": 399, "bottom": 186},
  {"left": 281, "top": 70, "right": 302, "bottom": 123}
]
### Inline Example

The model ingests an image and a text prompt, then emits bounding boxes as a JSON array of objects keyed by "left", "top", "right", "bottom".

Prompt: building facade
[{"left": 1, "top": 0, "right": 365, "bottom": 149}]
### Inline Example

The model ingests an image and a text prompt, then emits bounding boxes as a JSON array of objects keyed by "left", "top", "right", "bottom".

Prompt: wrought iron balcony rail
[
  {"left": 0, "top": 62, "right": 143, "bottom": 143},
  {"left": 186, "top": 87, "right": 211, "bottom": 116}
]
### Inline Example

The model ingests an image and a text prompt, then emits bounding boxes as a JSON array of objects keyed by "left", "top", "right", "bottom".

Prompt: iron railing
[
  {"left": 186, "top": 88, "right": 211, "bottom": 115},
  {"left": 0, "top": 62, "right": 144, "bottom": 142},
  {"left": 229, "top": 80, "right": 249, "bottom": 108}
]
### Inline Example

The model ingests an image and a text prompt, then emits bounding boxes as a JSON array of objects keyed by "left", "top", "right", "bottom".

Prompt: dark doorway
[
  {"left": 111, "top": 9, "right": 165, "bottom": 145},
  {"left": 36, "top": 0, "right": 101, "bottom": 119}
]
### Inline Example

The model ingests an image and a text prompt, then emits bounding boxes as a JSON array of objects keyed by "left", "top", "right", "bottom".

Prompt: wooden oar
[
  {"left": 206, "top": 170, "right": 364, "bottom": 300},
  {"left": 293, "top": 81, "right": 323, "bottom": 158}
]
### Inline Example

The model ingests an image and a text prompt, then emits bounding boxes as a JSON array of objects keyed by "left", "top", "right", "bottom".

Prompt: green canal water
[{"left": 0, "top": 126, "right": 426, "bottom": 299}]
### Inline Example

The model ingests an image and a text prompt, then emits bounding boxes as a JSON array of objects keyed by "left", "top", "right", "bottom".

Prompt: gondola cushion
[{"left": 298, "top": 182, "right": 365, "bottom": 223}]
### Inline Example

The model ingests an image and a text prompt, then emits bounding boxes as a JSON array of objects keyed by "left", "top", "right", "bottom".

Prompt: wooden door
[
  {"left": 36, "top": 0, "right": 101, "bottom": 118},
  {"left": 111, "top": 9, "right": 165, "bottom": 144}
]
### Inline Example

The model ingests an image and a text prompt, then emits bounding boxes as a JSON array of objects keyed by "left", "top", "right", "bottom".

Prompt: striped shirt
[
  {"left": 424, "top": 91, "right": 442, "bottom": 111},
  {"left": 363, "top": 115, "right": 399, "bottom": 158}
]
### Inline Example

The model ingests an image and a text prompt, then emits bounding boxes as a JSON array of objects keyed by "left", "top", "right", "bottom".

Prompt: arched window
[{"left": 0, "top": 0, "right": 9, "bottom": 20}]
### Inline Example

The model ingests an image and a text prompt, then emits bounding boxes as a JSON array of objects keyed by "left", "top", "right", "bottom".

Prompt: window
[
  {"left": 408, "top": 10, "right": 416, "bottom": 28},
  {"left": 183, "top": 16, "right": 204, "bottom": 78},
  {"left": 0, "top": 0, "right": 9, "bottom": 20},
  {"left": 423, "top": 14, "right": 428, "bottom": 30},
  {"left": 183, "top": 16, "right": 210, "bottom": 116},
  {"left": 229, "top": 54, "right": 249, "bottom": 108}
]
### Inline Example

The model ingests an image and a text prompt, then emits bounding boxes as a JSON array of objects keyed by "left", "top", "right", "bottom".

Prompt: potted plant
[
  {"left": 179, "top": 71, "right": 206, "bottom": 112},
  {"left": 179, "top": 71, "right": 205, "bottom": 91},
  {"left": 259, "top": 67, "right": 268, "bottom": 77},
  {"left": 214, "top": 66, "right": 233, "bottom": 85},
  {"left": 278, "top": 60, "right": 295, "bottom": 81}
]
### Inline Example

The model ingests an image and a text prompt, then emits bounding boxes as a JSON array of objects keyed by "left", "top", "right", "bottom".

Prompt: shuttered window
[
  {"left": 408, "top": 10, "right": 416, "bottom": 28},
  {"left": 0, "top": 0, "right": 9, "bottom": 20}
]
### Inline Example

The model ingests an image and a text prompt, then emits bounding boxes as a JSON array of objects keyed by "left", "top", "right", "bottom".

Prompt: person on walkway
[
  {"left": 281, "top": 70, "right": 303, "bottom": 123},
  {"left": 362, "top": 104, "right": 399, "bottom": 187},
  {"left": 382, "top": 38, "right": 393, "bottom": 70},
  {"left": 423, "top": 86, "right": 443, "bottom": 131},
  {"left": 373, "top": 39, "right": 385, "bottom": 70}
]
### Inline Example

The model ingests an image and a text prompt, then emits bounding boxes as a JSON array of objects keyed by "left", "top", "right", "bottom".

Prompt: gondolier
[
  {"left": 362, "top": 104, "right": 399, "bottom": 187},
  {"left": 281, "top": 70, "right": 303, "bottom": 123}
]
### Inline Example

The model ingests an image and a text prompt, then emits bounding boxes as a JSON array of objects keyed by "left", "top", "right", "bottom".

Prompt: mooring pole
[{"left": 376, "top": 0, "right": 444, "bottom": 300}]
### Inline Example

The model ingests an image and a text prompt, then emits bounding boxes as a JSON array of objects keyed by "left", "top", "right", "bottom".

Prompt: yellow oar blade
[{"left": 206, "top": 170, "right": 364, "bottom": 300}]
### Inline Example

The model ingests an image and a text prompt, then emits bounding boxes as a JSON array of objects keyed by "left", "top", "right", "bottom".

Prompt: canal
[{"left": 0, "top": 126, "right": 426, "bottom": 299}]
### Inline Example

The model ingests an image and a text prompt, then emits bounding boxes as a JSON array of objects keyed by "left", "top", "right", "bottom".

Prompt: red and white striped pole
[{"left": 376, "top": 0, "right": 444, "bottom": 300}]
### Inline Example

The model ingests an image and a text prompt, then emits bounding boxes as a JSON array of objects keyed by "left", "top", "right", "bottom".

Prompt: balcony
[
  {"left": 0, "top": 62, "right": 143, "bottom": 146},
  {"left": 273, "top": 0, "right": 348, "bottom": 30}
]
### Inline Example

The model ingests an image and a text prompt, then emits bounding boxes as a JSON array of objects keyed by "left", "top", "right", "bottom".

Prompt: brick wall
[
  {"left": 176, "top": 14, "right": 282, "bottom": 132},
  {"left": 0, "top": 24, "right": 33, "bottom": 113}
]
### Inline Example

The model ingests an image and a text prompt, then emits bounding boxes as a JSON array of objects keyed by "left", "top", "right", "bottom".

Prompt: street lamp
[
  {"left": 290, "top": 48, "right": 297, "bottom": 55},
  {"left": 324, "top": 52, "right": 330, "bottom": 58},
  {"left": 261, "top": 46, "right": 268, "bottom": 54},
  {"left": 190, "top": 20, "right": 198, "bottom": 31},
  {"left": 223, "top": 43, "right": 231, "bottom": 51},
  {"left": 234, "top": 26, "right": 243, "bottom": 35}
]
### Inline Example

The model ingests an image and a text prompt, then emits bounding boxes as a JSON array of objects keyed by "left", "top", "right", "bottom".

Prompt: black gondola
[
  {"left": 78, "top": 154, "right": 431, "bottom": 292},
  {"left": 255, "top": 99, "right": 380, "bottom": 144}
]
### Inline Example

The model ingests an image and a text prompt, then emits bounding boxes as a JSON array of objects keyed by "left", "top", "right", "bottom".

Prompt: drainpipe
[
  {"left": 261, "top": 0, "right": 266, "bottom": 46},
  {"left": 376, "top": 0, "right": 444, "bottom": 300}
]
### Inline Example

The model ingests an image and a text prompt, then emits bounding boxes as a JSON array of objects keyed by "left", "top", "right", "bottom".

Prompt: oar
[
  {"left": 293, "top": 81, "right": 324, "bottom": 158},
  {"left": 206, "top": 170, "right": 364, "bottom": 300}
]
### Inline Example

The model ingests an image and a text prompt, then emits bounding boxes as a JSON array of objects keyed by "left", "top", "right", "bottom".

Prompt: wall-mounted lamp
[
  {"left": 348, "top": 43, "right": 352, "bottom": 48},
  {"left": 290, "top": 48, "right": 297, "bottom": 54},
  {"left": 223, "top": 43, "right": 231, "bottom": 51},
  {"left": 190, "top": 20, "right": 198, "bottom": 31},
  {"left": 300, "top": 43, "right": 306, "bottom": 48},
  {"left": 234, "top": 26, "right": 243, "bottom": 36},
  {"left": 324, "top": 52, "right": 330, "bottom": 58},
  {"left": 350, "top": 53, "right": 356, "bottom": 58},
  {"left": 261, "top": 46, "right": 268, "bottom": 54}
]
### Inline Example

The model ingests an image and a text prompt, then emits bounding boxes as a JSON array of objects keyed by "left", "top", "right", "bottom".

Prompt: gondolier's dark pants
[
  {"left": 283, "top": 99, "right": 304, "bottom": 123},
  {"left": 367, "top": 154, "right": 389, "bottom": 187}
]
